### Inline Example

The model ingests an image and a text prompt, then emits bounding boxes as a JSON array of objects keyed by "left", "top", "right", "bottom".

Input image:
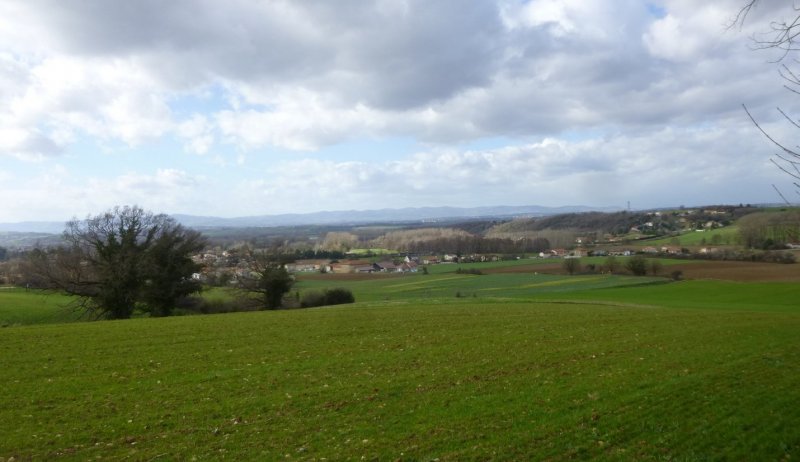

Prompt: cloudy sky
[{"left": 0, "top": 0, "right": 797, "bottom": 222}]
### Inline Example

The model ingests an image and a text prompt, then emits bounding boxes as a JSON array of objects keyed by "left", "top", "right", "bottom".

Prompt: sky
[{"left": 0, "top": 0, "right": 798, "bottom": 222}]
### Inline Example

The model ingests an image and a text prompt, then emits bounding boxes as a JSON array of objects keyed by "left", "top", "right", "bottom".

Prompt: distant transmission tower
[{"left": 627, "top": 201, "right": 631, "bottom": 211}]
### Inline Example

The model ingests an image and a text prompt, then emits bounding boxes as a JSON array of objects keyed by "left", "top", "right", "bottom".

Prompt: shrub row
[
  {"left": 300, "top": 288, "right": 355, "bottom": 308},
  {"left": 667, "top": 249, "right": 796, "bottom": 264}
]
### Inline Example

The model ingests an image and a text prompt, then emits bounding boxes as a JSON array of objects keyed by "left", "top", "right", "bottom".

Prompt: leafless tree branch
[
  {"left": 743, "top": 104, "right": 800, "bottom": 159},
  {"left": 773, "top": 184, "right": 792, "bottom": 204}
]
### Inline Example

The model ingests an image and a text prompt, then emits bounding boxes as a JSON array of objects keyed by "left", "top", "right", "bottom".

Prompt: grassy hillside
[
  {"left": 525, "top": 279, "right": 800, "bottom": 312},
  {"left": 2, "top": 293, "right": 799, "bottom": 460},
  {"left": 2, "top": 256, "right": 799, "bottom": 460},
  {"left": 0, "top": 288, "right": 83, "bottom": 326}
]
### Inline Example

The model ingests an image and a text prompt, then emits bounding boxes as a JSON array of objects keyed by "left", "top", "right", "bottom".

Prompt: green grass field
[
  {"left": 525, "top": 279, "right": 800, "bottom": 312},
  {"left": 294, "top": 257, "right": 690, "bottom": 304},
  {"left": 2, "top": 260, "right": 800, "bottom": 460},
  {"left": 296, "top": 273, "right": 667, "bottom": 303},
  {"left": 0, "top": 288, "right": 83, "bottom": 326}
]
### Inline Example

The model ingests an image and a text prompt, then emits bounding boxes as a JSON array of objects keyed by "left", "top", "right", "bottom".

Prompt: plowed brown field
[
  {"left": 298, "top": 260, "right": 800, "bottom": 282},
  {"left": 485, "top": 260, "right": 800, "bottom": 282},
  {"left": 482, "top": 263, "right": 563, "bottom": 274},
  {"left": 665, "top": 261, "right": 800, "bottom": 282},
  {"left": 298, "top": 272, "right": 405, "bottom": 282}
]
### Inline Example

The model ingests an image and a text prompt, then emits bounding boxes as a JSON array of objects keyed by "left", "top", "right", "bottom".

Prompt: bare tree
[
  {"left": 562, "top": 257, "right": 581, "bottom": 275},
  {"left": 733, "top": 1, "right": 800, "bottom": 55},
  {"left": 648, "top": 259, "right": 663, "bottom": 276},
  {"left": 734, "top": 1, "right": 800, "bottom": 199},
  {"left": 604, "top": 255, "right": 619, "bottom": 273}
]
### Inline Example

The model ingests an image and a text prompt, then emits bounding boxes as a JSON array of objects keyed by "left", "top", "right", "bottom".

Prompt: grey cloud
[
  {"left": 20, "top": 0, "right": 504, "bottom": 108},
  {"left": 2, "top": 0, "right": 796, "bottom": 151},
  {"left": 331, "top": 0, "right": 506, "bottom": 109},
  {"left": 2, "top": 129, "right": 63, "bottom": 159}
]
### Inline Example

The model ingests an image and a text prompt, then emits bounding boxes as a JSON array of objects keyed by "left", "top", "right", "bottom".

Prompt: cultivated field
[
  {"left": 666, "top": 260, "right": 800, "bottom": 282},
  {"left": 1, "top": 257, "right": 799, "bottom": 460},
  {"left": 297, "top": 271, "right": 666, "bottom": 303}
]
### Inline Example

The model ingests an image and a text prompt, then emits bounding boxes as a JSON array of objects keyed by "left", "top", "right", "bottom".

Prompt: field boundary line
[{"left": 525, "top": 299, "right": 665, "bottom": 310}]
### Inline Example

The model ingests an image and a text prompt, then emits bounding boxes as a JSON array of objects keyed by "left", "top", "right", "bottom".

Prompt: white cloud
[
  {"left": 0, "top": 116, "right": 786, "bottom": 222},
  {"left": 643, "top": 3, "right": 735, "bottom": 62},
  {"left": 0, "top": 0, "right": 788, "bottom": 155},
  {"left": 177, "top": 115, "right": 214, "bottom": 155},
  {"left": 0, "top": 127, "right": 61, "bottom": 160},
  {"left": 0, "top": 0, "right": 796, "bottom": 220},
  {"left": 217, "top": 88, "right": 389, "bottom": 151},
  {"left": 0, "top": 168, "right": 209, "bottom": 222},
  {"left": 227, "top": 120, "right": 778, "bottom": 214}
]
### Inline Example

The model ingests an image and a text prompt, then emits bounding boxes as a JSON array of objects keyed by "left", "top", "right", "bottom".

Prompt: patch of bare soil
[
  {"left": 297, "top": 272, "right": 406, "bottom": 282},
  {"left": 483, "top": 260, "right": 800, "bottom": 281},
  {"left": 482, "top": 263, "right": 564, "bottom": 274},
  {"left": 296, "top": 261, "right": 800, "bottom": 282}
]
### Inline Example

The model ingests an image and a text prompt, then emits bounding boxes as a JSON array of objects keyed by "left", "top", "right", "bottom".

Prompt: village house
[
  {"left": 329, "top": 260, "right": 374, "bottom": 274},
  {"left": 373, "top": 261, "right": 399, "bottom": 273},
  {"left": 608, "top": 249, "right": 632, "bottom": 256},
  {"left": 370, "top": 260, "right": 420, "bottom": 273},
  {"left": 570, "top": 248, "right": 587, "bottom": 258},
  {"left": 285, "top": 259, "right": 331, "bottom": 273}
]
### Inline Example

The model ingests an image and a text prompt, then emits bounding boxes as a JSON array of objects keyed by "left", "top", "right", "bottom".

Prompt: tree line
[{"left": 738, "top": 210, "right": 800, "bottom": 249}]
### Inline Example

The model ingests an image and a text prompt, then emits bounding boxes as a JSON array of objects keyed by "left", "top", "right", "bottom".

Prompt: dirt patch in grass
[
  {"left": 482, "top": 260, "right": 800, "bottom": 282},
  {"left": 668, "top": 261, "right": 800, "bottom": 282},
  {"left": 482, "top": 263, "right": 564, "bottom": 274},
  {"left": 297, "top": 260, "right": 800, "bottom": 282}
]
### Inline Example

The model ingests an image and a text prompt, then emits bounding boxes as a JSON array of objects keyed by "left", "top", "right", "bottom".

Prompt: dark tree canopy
[
  {"left": 139, "top": 221, "right": 207, "bottom": 317},
  {"left": 625, "top": 255, "right": 649, "bottom": 277},
  {"left": 237, "top": 252, "right": 294, "bottom": 310},
  {"left": 29, "top": 206, "right": 206, "bottom": 319}
]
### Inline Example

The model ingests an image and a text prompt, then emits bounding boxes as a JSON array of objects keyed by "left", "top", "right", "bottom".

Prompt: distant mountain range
[
  {"left": 1, "top": 204, "right": 620, "bottom": 235},
  {"left": 171, "top": 205, "right": 620, "bottom": 229}
]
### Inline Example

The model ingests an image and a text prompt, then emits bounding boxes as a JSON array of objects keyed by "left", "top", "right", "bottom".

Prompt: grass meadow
[
  {"left": 0, "top": 288, "right": 83, "bottom": 326},
  {"left": 1, "top": 258, "right": 799, "bottom": 460}
]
